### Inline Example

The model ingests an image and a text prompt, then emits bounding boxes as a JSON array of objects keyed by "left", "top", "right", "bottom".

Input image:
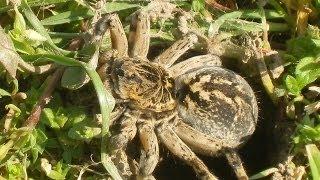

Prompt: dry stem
[{"left": 23, "top": 67, "right": 64, "bottom": 128}]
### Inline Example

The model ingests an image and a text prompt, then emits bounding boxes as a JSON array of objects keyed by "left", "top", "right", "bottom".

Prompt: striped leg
[
  {"left": 137, "top": 121, "right": 159, "bottom": 179},
  {"left": 96, "top": 13, "right": 128, "bottom": 57},
  {"left": 156, "top": 124, "right": 218, "bottom": 180},
  {"left": 153, "top": 33, "right": 198, "bottom": 68},
  {"left": 225, "top": 150, "right": 249, "bottom": 180},
  {"left": 168, "top": 54, "right": 221, "bottom": 78},
  {"left": 128, "top": 10, "right": 150, "bottom": 59},
  {"left": 109, "top": 112, "right": 137, "bottom": 178}
]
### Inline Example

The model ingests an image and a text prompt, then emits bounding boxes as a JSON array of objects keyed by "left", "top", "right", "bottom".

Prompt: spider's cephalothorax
[
  {"left": 110, "top": 57, "right": 176, "bottom": 112},
  {"left": 97, "top": 7, "right": 258, "bottom": 180}
]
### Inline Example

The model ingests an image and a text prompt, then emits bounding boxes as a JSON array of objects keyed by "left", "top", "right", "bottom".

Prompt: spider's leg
[
  {"left": 174, "top": 120, "right": 249, "bottom": 180},
  {"left": 109, "top": 111, "right": 137, "bottom": 178},
  {"left": 153, "top": 33, "right": 198, "bottom": 68},
  {"left": 168, "top": 54, "right": 222, "bottom": 78},
  {"left": 156, "top": 124, "right": 218, "bottom": 180},
  {"left": 100, "top": 13, "right": 128, "bottom": 57},
  {"left": 137, "top": 121, "right": 159, "bottom": 179},
  {"left": 225, "top": 150, "right": 249, "bottom": 180},
  {"left": 173, "top": 120, "right": 225, "bottom": 156},
  {"left": 128, "top": 10, "right": 150, "bottom": 59},
  {"left": 108, "top": 105, "right": 126, "bottom": 125}
]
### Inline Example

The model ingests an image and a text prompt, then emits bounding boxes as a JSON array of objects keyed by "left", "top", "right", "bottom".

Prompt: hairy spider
[{"left": 96, "top": 7, "right": 258, "bottom": 180}]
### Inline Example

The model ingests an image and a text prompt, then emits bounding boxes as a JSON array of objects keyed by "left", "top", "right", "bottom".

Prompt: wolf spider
[{"left": 96, "top": 8, "right": 258, "bottom": 180}]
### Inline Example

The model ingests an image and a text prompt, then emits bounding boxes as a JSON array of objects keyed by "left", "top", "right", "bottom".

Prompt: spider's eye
[{"left": 114, "top": 68, "right": 124, "bottom": 77}]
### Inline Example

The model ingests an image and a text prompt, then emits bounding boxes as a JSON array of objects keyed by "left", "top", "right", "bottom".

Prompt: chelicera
[{"left": 96, "top": 6, "right": 258, "bottom": 180}]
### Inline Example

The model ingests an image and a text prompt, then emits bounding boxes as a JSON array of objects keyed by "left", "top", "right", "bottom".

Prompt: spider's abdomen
[
  {"left": 175, "top": 67, "right": 258, "bottom": 148},
  {"left": 111, "top": 57, "right": 176, "bottom": 112}
]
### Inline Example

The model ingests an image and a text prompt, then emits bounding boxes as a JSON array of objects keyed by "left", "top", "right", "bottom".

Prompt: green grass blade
[
  {"left": 20, "top": 0, "right": 73, "bottom": 56},
  {"left": 209, "top": 11, "right": 243, "bottom": 36},
  {"left": 241, "top": 9, "right": 287, "bottom": 19},
  {"left": 0, "top": 0, "right": 72, "bottom": 13},
  {"left": 306, "top": 144, "right": 320, "bottom": 180},
  {"left": 249, "top": 168, "right": 278, "bottom": 179},
  {"left": 41, "top": 9, "right": 94, "bottom": 26},
  {"left": 40, "top": 2, "right": 140, "bottom": 25},
  {"left": 83, "top": 67, "right": 121, "bottom": 180},
  {"left": 27, "top": 54, "right": 83, "bottom": 66}
]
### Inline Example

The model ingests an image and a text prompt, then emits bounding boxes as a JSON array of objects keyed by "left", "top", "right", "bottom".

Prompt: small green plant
[{"left": 306, "top": 144, "right": 320, "bottom": 179}]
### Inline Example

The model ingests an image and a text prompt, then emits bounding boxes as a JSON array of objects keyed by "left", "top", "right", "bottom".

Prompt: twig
[
  {"left": 23, "top": 67, "right": 64, "bottom": 128},
  {"left": 19, "top": 61, "right": 57, "bottom": 74},
  {"left": 257, "top": 0, "right": 271, "bottom": 50},
  {"left": 252, "top": 40, "right": 277, "bottom": 103},
  {"left": 205, "top": 0, "right": 231, "bottom": 11}
]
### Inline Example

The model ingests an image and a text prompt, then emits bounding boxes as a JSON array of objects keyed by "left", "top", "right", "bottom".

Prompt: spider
[{"left": 96, "top": 8, "right": 258, "bottom": 180}]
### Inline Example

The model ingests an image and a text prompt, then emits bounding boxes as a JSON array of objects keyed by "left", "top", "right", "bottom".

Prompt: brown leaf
[{"left": 0, "top": 25, "right": 19, "bottom": 79}]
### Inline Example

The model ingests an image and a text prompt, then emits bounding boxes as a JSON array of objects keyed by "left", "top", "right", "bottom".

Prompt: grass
[{"left": 0, "top": 0, "right": 320, "bottom": 179}]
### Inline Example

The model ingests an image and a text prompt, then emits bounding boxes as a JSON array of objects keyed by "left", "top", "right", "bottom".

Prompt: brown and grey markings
[
  {"left": 111, "top": 57, "right": 176, "bottom": 112},
  {"left": 154, "top": 33, "right": 198, "bottom": 68},
  {"left": 128, "top": 10, "right": 150, "bottom": 58},
  {"left": 176, "top": 67, "right": 258, "bottom": 147},
  {"left": 96, "top": 14, "right": 128, "bottom": 57},
  {"left": 97, "top": 7, "right": 258, "bottom": 179}
]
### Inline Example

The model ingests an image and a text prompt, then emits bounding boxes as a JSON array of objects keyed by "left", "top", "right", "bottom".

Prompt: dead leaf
[{"left": 0, "top": 25, "right": 20, "bottom": 79}]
